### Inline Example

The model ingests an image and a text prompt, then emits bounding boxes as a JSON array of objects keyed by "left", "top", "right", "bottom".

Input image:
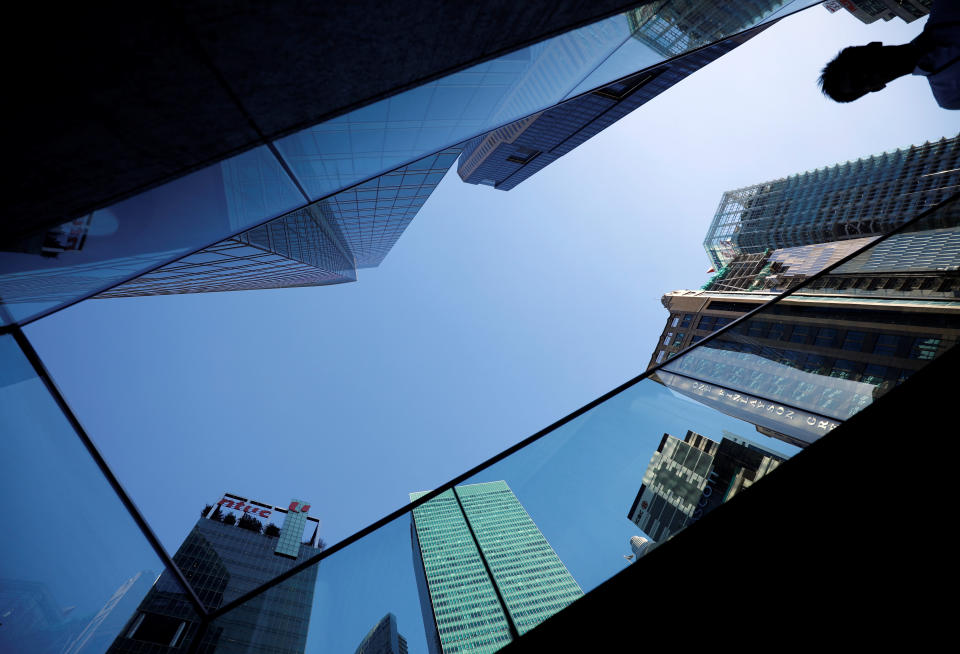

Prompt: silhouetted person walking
[{"left": 818, "top": 0, "right": 960, "bottom": 109}]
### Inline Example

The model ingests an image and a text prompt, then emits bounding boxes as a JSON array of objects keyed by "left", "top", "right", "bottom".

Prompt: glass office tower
[
  {"left": 9, "top": 3, "right": 921, "bottom": 653},
  {"left": 0, "top": 2, "right": 821, "bottom": 323},
  {"left": 410, "top": 481, "right": 583, "bottom": 654},
  {"left": 457, "top": 2, "right": 790, "bottom": 191},
  {"left": 108, "top": 496, "right": 322, "bottom": 653},
  {"left": 703, "top": 135, "right": 960, "bottom": 270},
  {"left": 95, "top": 146, "right": 463, "bottom": 297}
]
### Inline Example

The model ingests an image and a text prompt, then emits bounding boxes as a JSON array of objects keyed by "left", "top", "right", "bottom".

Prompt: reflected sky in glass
[{"left": 21, "top": 4, "right": 959, "bottom": 575}]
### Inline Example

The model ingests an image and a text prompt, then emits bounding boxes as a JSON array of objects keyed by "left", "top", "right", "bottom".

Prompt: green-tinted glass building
[{"left": 410, "top": 481, "right": 582, "bottom": 654}]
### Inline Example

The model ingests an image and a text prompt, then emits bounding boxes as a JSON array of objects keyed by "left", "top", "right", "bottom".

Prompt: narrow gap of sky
[{"left": 25, "top": 5, "right": 958, "bottom": 554}]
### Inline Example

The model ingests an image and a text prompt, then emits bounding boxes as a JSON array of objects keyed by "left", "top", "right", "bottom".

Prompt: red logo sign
[
  {"left": 218, "top": 498, "right": 272, "bottom": 519},
  {"left": 288, "top": 501, "right": 311, "bottom": 513}
]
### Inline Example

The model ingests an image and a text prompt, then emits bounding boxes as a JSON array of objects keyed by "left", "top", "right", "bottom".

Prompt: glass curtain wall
[
  {"left": 195, "top": 194, "right": 960, "bottom": 653},
  {"left": 0, "top": 1, "right": 822, "bottom": 326},
  {"left": 4, "top": 2, "right": 919, "bottom": 652},
  {"left": 5, "top": 191, "right": 951, "bottom": 652}
]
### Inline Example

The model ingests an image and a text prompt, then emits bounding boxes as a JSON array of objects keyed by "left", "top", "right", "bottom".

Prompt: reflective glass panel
[
  {"left": 0, "top": 333, "right": 202, "bottom": 653},
  {"left": 192, "top": 197, "right": 960, "bottom": 649},
  {"left": 273, "top": 17, "right": 629, "bottom": 201},
  {"left": 0, "top": 147, "right": 303, "bottom": 325},
  {"left": 208, "top": 374, "right": 802, "bottom": 654},
  {"left": 0, "top": 2, "right": 826, "bottom": 326},
  {"left": 663, "top": 195, "right": 960, "bottom": 444},
  {"left": 208, "top": 515, "right": 435, "bottom": 654},
  {"left": 564, "top": 1, "right": 820, "bottom": 98}
]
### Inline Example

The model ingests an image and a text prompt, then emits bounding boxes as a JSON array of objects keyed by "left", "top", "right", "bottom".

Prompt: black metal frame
[
  {"left": 0, "top": 11, "right": 802, "bottom": 332},
  {"left": 3, "top": 189, "right": 956, "bottom": 648}
]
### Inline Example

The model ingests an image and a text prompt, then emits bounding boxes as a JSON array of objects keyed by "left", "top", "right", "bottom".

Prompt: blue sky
[{"left": 23, "top": 5, "right": 958, "bottom": 630}]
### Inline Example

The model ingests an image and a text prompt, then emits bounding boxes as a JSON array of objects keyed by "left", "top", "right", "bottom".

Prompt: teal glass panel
[
  {"left": 0, "top": 333, "right": 202, "bottom": 653},
  {"left": 410, "top": 488, "right": 513, "bottom": 652},
  {"left": 452, "top": 481, "right": 583, "bottom": 636},
  {"left": 0, "top": 147, "right": 303, "bottom": 325}
]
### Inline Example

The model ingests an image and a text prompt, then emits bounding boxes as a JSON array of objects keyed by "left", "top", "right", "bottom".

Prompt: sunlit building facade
[
  {"left": 703, "top": 136, "right": 960, "bottom": 270},
  {"left": 410, "top": 481, "right": 582, "bottom": 654}
]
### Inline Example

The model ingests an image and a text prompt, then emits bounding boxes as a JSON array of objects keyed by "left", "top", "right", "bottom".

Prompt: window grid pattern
[
  {"left": 456, "top": 482, "right": 583, "bottom": 636},
  {"left": 410, "top": 489, "right": 512, "bottom": 654},
  {"left": 628, "top": 432, "right": 718, "bottom": 542},
  {"left": 703, "top": 136, "right": 960, "bottom": 269},
  {"left": 323, "top": 147, "right": 462, "bottom": 268},
  {"left": 656, "top": 292, "right": 960, "bottom": 424}
]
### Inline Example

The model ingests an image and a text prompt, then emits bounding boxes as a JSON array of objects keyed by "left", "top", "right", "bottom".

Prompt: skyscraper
[
  {"left": 702, "top": 136, "right": 960, "bottom": 270},
  {"left": 355, "top": 613, "right": 409, "bottom": 654},
  {"left": 410, "top": 480, "right": 583, "bottom": 654},
  {"left": 457, "top": 2, "right": 786, "bottom": 191},
  {"left": 647, "top": 136, "right": 960, "bottom": 446},
  {"left": 648, "top": 288, "right": 960, "bottom": 445},
  {"left": 108, "top": 494, "right": 323, "bottom": 653},
  {"left": 627, "top": 430, "right": 785, "bottom": 542},
  {"left": 95, "top": 146, "right": 463, "bottom": 297}
]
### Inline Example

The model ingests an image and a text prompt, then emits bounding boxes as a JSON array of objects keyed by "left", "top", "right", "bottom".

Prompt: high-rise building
[
  {"left": 107, "top": 494, "right": 323, "bottom": 653},
  {"left": 648, "top": 288, "right": 960, "bottom": 445},
  {"left": 702, "top": 136, "right": 960, "bottom": 270},
  {"left": 627, "top": 430, "right": 785, "bottom": 542},
  {"left": 355, "top": 613, "right": 409, "bottom": 654},
  {"left": 646, "top": 137, "right": 960, "bottom": 446},
  {"left": 457, "top": 2, "right": 786, "bottom": 191},
  {"left": 822, "top": 0, "right": 931, "bottom": 24},
  {"left": 92, "top": 146, "right": 462, "bottom": 297},
  {"left": 410, "top": 480, "right": 583, "bottom": 654}
]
